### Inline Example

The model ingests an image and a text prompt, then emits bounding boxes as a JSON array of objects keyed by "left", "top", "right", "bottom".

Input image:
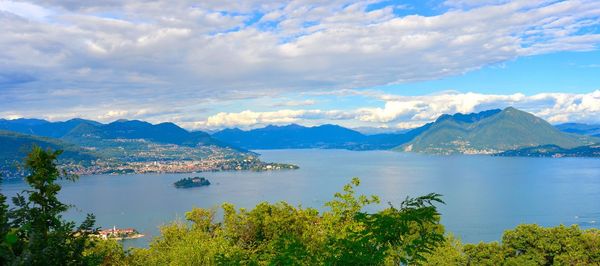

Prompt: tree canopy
[
  {"left": 425, "top": 224, "right": 600, "bottom": 265},
  {"left": 125, "top": 178, "right": 445, "bottom": 265},
  {"left": 0, "top": 146, "right": 97, "bottom": 265}
]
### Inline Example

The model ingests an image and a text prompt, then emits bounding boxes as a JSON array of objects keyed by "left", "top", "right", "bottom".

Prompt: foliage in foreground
[
  {"left": 0, "top": 146, "right": 101, "bottom": 265},
  {"left": 124, "top": 178, "right": 445, "bottom": 265},
  {"left": 425, "top": 225, "right": 600, "bottom": 265}
]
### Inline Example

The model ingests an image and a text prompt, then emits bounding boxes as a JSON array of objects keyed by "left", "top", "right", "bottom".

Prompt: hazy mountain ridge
[
  {"left": 555, "top": 123, "right": 600, "bottom": 137},
  {"left": 497, "top": 144, "right": 600, "bottom": 157},
  {"left": 397, "top": 107, "right": 597, "bottom": 155},
  {"left": 212, "top": 124, "right": 422, "bottom": 150},
  {"left": 0, "top": 118, "right": 101, "bottom": 138},
  {"left": 0, "top": 118, "right": 225, "bottom": 148}
]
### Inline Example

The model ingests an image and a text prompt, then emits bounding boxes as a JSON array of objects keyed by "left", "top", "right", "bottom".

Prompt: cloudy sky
[{"left": 1, "top": 0, "right": 600, "bottom": 131}]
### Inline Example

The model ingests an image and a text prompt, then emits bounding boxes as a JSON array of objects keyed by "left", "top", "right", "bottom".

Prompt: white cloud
[
  {"left": 200, "top": 109, "right": 321, "bottom": 128},
  {"left": 271, "top": 99, "right": 317, "bottom": 107},
  {"left": 197, "top": 90, "right": 600, "bottom": 129},
  {"left": 1, "top": 0, "right": 600, "bottom": 128},
  {"left": 194, "top": 108, "right": 354, "bottom": 129},
  {"left": 0, "top": 1, "right": 53, "bottom": 21},
  {"left": 0, "top": 0, "right": 599, "bottom": 102}
]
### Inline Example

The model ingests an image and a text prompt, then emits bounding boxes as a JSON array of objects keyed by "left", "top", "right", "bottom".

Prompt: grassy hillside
[{"left": 396, "top": 107, "right": 597, "bottom": 154}]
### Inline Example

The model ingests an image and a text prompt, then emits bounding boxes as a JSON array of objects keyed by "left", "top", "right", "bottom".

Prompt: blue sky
[
  {"left": 1, "top": 0, "right": 600, "bottom": 130},
  {"left": 377, "top": 50, "right": 600, "bottom": 95}
]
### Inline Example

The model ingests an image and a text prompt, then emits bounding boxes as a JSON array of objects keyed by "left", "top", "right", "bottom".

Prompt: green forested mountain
[
  {"left": 0, "top": 130, "right": 99, "bottom": 176},
  {"left": 0, "top": 118, "right": 249, "bottom": 164},
  {"left": 59, "top": 120, "right": 250, "bottom": 163},
  {"left": 396, "top": 107, "right": 596, "bottom": 155},
  {"left": 62, "top": 119, "right": 223, "bottom": 148},
  {"left": 0, "top": 119, "right": 282, "bottom": 176},
  {"left": 0, "top": 130, "right": 98, "bottom": 163},
  {"left": 0, "top": 118, "right": 230, "bottom": 149}
]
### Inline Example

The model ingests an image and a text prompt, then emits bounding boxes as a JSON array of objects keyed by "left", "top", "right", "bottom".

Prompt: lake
[{"left": 2, "top": 149, "right": 599, "bottom": 248}]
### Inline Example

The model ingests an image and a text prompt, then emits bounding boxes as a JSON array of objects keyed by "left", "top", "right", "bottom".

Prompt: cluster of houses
[{"left": 96, "top": 226, "right": 143, "bottom": 240}]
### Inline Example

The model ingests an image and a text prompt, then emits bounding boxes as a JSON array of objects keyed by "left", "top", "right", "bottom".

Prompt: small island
[{"left": 174, "top": 176, "right": 211, "bottom": 188}]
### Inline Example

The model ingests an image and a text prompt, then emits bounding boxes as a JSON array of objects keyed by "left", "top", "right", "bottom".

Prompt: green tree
[
  {"left": 124, "top": 177, "right": 445, "bottom": 265},
  {"left": 425, "top": 224, "right": 600, "bottom": 266},
  {"left": 463, "top": 242, "right": 504, "bottom": 266},
  {"left": 501, "top": 224, "right": 599, "bottom": 265},
  {"left": 0, "top": 183, "right": 13, "bottom": 264},
  {"left": 2, "top": 146, "right": 97, "bottom": 265},
  {"left": 422, "top": 235, "right": 467, "bottom": 265}
]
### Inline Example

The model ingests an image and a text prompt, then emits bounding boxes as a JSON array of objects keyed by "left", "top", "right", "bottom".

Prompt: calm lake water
[{"left": 2, "top": 149, "right": 600, "bottom": 248}]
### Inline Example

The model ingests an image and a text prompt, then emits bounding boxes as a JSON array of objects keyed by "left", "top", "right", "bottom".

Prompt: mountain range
[
  {"left": 1, "top": 107, "right": 599, "bottom": 170},
  {"left": 0, "top": 118, "right": 101, "bottom": 138},
  {"left": 212, "top": 107, "right": 598, "bottom": 155},
  {"left": 0, "top": 118, "right": 223, "bottom": 148},
  {"left": 0, "top": 118, "right": 265, "bottom": 177},
  {"left": 214, "top": 124, "right": 405, "bottom": 150},
  {"left": 212, "top": 123, "right": 432, "bottom": 150}
]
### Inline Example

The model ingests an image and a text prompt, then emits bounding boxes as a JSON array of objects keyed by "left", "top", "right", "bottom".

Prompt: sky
[{"left": 1, "top": 0, "right": 600, "bottom": 131}]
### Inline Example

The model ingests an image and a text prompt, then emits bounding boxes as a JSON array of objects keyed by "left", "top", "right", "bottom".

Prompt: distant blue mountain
[
  {"left": 210, "top": 110, "right": 508, "bottom": 150},
  {"left": 214, "top": 124, "right": 363, "bottom": 149},
  {"left": 0, "top": 118, "right": 228, "bottom": 148},
  {"left": 0, "top": 118, "right": 100, "bottom": 138},
  {"left": 555, "top": 123, "right": 600, "bottom": 137},
  {"left": 64, "top": 119, "right": 223, "bottom": 148},
  {"left": 212, "top": 123, "right": 424, "bottom": 150}
]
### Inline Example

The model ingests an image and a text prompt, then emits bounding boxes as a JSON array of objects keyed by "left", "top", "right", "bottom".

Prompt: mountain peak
[
  {"left": 399, "top": 108, "right": 590, "bottom": 154},
  {"left": 8, "top": 118, "right": 50, "bottom": 126},
  {"left": 108, "top": 119, "right": 152, "bottom": 127},
  {"left": 435, "top": 109, "right": 502, "bottom": 124}
]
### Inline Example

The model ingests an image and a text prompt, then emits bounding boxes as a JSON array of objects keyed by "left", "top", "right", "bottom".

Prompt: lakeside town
[
  {"left": 95, "top": 227, "right": 144, "bottom": 241},
  {"left": 1, "top": 156, "right": 298, "bottom": 179}
]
